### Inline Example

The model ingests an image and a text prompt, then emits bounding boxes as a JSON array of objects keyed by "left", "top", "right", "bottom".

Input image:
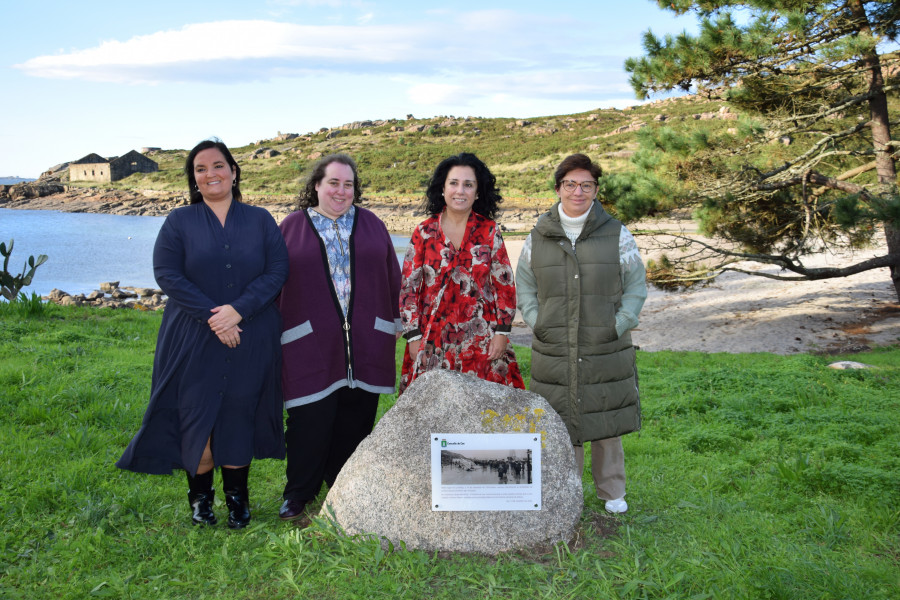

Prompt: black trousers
[{"left": 283, "top": 387, "right": 379, "bottom": 502}]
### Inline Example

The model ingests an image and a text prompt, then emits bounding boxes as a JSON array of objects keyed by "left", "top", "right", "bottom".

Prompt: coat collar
[{"left": 536, "top": 200, "right": 611, "bottom": 241}]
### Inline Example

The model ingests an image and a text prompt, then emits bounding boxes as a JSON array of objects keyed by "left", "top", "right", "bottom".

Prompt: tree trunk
[
  {"left": 885, "top": 222, "right": 900, "bottom": 300},
  {"left": 849, "top": 0, "right": 899, "bottom": 300}
]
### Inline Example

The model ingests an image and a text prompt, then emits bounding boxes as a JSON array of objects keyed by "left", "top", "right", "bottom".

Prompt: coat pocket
[
  {"left": 281, "top": 320, "right": 313, "bottom": 345},
  {"left": 373, "top": 316, "right": 396, "bottom": 336},
  {"left": 281, "top": 320, "right": 325, "bottom": 382}
]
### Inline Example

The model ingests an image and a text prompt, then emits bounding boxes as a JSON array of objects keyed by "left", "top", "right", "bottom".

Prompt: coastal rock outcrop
[
  {"left": 0, "top": 186, "right": 190, "bottom": 216},
  {"left": 0, "top": 181, "right": 65, "bottom": 202},
  {"left": 2, "top": 186, "right": 546, "bottom": 233},
  {"left": 44, "top": 285, "right": 166, "bottom": 310}
]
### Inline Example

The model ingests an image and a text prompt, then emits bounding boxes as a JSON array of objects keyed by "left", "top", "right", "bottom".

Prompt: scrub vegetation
[
  {"left": 84, "top": 104, "right": 678, "bottom": 206},
  {"left": 1, "top": 304, "right": 897, "bottom": 598}
]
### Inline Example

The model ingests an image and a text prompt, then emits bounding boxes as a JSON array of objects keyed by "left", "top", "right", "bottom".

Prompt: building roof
[
  {"left": 71, "top": 153, "right": 109, "bottom": 165},
  {"left": 70, "top": 150, "right": 158, "bottom": 168}
]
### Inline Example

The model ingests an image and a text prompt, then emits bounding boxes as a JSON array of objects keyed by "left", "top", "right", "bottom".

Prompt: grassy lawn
[{"left": 1, "top": 302, "right": 897, "bottom": 599}]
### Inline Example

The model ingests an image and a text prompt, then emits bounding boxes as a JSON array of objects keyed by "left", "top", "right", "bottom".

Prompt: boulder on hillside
[
  {"left": 249, "top": 148, "right": 280, "bottom": 160},
  {"left": 322, "top": 370, "right": 583, "bottom": 554}
]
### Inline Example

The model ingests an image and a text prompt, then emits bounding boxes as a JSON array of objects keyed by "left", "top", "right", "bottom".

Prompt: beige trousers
[{"left": 574, "top": 437, "right": 626, "bottom": 500}]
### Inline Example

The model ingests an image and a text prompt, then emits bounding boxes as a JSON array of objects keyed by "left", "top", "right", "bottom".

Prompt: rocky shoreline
[
  {"left": 11, "top": 184, "right": 543, "bottom": 313},
  {"left": 0, "top": 182, "right": 546, "bottom": 234},
  {"left": 44, "top": 282, "right": 167, "bottom": 311},
  {"left": 0, "top": 184, "right": 190, "bottom": 218}
]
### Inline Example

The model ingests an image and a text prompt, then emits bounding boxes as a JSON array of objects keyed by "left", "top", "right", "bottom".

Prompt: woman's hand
[
  {"left": 208, "top": 304, "right": 243, "bottom": 334},
  {"left": 407, "top": 338, "right": 422, "bottom": 360},
  {"left": 488, "top": 334, "right": 508, "bottom": 361},
  {"left": 216, "top": 325, "right": 243, "bottom": 348}
]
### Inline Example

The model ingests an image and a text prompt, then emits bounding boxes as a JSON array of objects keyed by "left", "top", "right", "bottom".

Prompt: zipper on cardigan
[{"left": 343, "top": 319, "right": 353, "bottom": 384}]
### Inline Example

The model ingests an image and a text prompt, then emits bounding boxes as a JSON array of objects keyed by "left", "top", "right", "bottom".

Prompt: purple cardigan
[{"left": 278, "top": 207, "right": 401, "bottom": 408}]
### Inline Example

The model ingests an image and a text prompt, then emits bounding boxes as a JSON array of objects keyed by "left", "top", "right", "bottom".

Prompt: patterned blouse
[
  {"left": 399, "top": 210, "right": 525, "bottom": 393},
  {"left": 308, "top": 206, "right": 354, "bottom": 317}
]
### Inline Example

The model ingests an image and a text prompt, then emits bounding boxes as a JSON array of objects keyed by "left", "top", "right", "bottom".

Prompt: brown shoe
[{"left": 279, "top": 499, "right": 306, "bottom": 521}]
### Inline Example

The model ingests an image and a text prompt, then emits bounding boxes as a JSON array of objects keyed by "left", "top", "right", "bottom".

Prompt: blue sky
[{"left": 0, "top": 1, "right": 698, "bottom": 178}]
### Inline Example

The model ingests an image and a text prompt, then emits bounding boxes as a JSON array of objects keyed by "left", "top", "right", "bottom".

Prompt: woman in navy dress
[{"left": 117, "top": 139, "right": 289, "bottom": 528}]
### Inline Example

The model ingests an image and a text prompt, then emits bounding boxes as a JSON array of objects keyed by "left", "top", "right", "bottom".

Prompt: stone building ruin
[{"left": 69, "top": 150, "right": 158, "bottom": 183}]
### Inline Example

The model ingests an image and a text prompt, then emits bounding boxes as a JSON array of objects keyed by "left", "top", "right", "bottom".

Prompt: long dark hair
[
  {"left": 423, "top": 152, "right": 502, "bottom": 220},
  {"left": 298, "top": 154, "right": 362, "bottom": 210},
  {"left": 184, "top": 139, "right": 242, "bottom": 204}
]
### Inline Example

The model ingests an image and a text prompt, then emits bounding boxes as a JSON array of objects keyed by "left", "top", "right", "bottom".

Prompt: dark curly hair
[
  {"left": 553, "top": 153, "right": 602, "bottom": 190},
  {"left": 423, "top": 152, "right": 502, "bottom": 220},
  {"left": 185, "top": 139, "right": 242, "bottom": 204},
  {"left": 298, "top": 154, "right": 362, "bottom": 210}
]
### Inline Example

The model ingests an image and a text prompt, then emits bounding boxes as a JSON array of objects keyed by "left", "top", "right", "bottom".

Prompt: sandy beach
[{"left": 504, "top": 237, "right": 900, "bottom": 355}]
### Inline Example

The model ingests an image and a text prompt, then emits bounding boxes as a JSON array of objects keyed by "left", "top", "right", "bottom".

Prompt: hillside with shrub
[{"left": 59, "top": 94, "right": 734, "bottom": 212}]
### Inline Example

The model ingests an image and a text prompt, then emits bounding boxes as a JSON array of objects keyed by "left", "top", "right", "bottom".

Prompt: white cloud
[
  {"left": 455, "top": 9, "right": 564, "bottom": 32},
  {"left": 404, "top": 68, "right": 635, "bottom": 108},
  {"left": 15, "top": 20, "right": 425, "bottom": 83},
  {"left": 15, "top": 12, "right": 610, "bottom": 85},
  {"left": 407, "top": 83, "right": 466, "bottom": 105},
  {"left": 13, "top": 14, "right": 643, "bottom": 128},
  {"left": 267, "top": 0, "right": 351, "bottom": 7}
]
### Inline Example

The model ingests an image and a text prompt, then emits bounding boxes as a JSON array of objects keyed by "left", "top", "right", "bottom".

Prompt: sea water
[{"left": 0, "top": 208, "right": 408, "bottom": 298}]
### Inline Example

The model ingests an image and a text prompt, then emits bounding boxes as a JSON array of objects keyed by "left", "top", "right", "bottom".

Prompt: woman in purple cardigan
[{"left": 276, "top": 154, "right": 401, "bottom": 521}]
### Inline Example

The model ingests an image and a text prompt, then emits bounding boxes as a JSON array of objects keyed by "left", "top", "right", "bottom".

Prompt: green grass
[{"left": 1, "top": 304, "right": 898, "bottom": 599}]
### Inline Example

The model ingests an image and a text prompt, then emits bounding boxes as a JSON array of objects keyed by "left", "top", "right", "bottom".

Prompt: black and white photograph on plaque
[
  {"left": 441, "top": 449, "right": 533, "bottom": 485},
  {"left": 431, "top": 433, "right": 541, "bottom": 511}
]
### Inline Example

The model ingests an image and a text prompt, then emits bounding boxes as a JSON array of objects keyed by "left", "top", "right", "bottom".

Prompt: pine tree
[{"left": 619, "top": 0, "right": 900, "bottom": 298}]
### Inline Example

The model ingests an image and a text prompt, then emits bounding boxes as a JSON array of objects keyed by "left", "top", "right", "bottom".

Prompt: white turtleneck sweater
[{"left": 517, "top": 203, "right": 647, "bottom": 338}]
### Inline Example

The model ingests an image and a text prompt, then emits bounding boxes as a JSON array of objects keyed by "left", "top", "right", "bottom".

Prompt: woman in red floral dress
[{"left": 399, "top": 153, "right": 525, "bottom": 393}]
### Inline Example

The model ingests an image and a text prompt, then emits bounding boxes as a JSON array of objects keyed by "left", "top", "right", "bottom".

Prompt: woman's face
[
  {"left": 443, "top": 165, "right": 477, "bottom": 217},
  {"left": 556, "top": 168, "right": 597, "bottom": 217},
  {"left": 193, "top": 148, "right": 235, "bottom": 203},
  {"left": 314, "top": 161, "right": 355, "bottom": 219}
]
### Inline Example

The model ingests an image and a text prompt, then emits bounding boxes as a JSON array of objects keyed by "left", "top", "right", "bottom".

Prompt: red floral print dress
[{"left": 399, "top": 210, "right": 525, "bottom": 393}]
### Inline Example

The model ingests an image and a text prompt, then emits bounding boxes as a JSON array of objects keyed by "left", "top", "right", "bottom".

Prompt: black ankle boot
[
  {"left": 221, "top": 466, "right": 251, "bottom": 529},
  {"left": 186, "top": 469, "right": 217, "bottom": 526}
]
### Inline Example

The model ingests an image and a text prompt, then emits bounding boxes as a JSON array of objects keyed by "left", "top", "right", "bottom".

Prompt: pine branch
[
  {"left": 754, "top": 170, "right": 874, "bottom": 199},
  {"left": 645, "top": 231, "right": 899, "bottom": 282}
]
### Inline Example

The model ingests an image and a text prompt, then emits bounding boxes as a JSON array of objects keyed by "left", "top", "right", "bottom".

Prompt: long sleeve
[
  {"left": 489, "top": 225, "right": 517, "bottom": 332},
  {"left": 399, "top": 225, "right": 426, "bottom": 340},
  {"left": 515, "top": 234, "right": 539, "bottom": 330},
  {"left": 153, "top": 215, "right": 218, "bottom": 322},
  {"left": 230, "top": 212, "right": 289, "bottom": 321},
  {"left": 615, "top": 227, "right": 647, "bottom": 338}
]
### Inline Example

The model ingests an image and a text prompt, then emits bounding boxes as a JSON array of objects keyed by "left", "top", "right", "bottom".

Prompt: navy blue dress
[{"left": 117, "top": 201, "right": 289, "bottom": 475}]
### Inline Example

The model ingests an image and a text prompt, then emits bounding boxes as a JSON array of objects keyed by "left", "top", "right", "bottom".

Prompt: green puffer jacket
[{"left": 528, "top": 203, "right": 641, "bottom": 445}]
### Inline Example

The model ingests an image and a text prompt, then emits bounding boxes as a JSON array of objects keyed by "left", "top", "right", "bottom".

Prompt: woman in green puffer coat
[{"left": 516, "top": 153, "right": 647, "bottom": 514}]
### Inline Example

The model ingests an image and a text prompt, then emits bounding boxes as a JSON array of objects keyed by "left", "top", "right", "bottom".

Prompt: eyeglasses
[{"left": 560, "top": 180, "right": 597, "bottom": 194}]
